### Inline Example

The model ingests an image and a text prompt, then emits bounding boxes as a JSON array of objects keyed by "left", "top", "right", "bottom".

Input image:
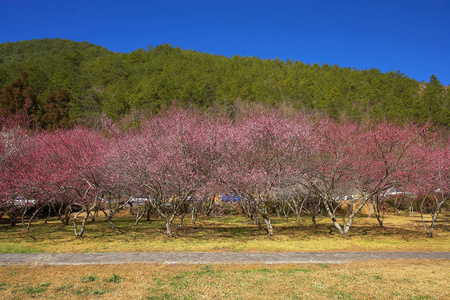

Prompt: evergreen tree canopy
[{"left": 0, "top": 39, "right": 448, "bottom": 127}]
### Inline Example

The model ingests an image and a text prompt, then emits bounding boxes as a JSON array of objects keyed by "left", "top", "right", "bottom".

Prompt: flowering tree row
[{"left": 1, "top": 109, "right": 448, "bottom": 237}]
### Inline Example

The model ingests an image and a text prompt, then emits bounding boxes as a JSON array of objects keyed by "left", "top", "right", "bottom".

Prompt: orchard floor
[{"left": 0, "top": 211, "right": 449, "bottom": 253}]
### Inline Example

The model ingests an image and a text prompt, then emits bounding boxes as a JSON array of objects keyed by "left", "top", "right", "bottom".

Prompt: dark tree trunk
[{"left": 8, "top": 212, "right": 17, "bottom": 227}]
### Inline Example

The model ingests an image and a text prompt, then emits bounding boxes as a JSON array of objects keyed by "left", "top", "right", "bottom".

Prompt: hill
[{"left": 1, "top": 38, "right": 449, "bottom": 127}]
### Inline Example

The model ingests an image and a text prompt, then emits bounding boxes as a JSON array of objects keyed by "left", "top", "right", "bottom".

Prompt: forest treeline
[{"left": 1, "top": 38, "right": 449, "bottom": 128}]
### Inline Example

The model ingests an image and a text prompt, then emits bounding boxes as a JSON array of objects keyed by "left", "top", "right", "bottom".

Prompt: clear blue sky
[{"left": 1, "top": 0, "right": 449, "bottom": 85}]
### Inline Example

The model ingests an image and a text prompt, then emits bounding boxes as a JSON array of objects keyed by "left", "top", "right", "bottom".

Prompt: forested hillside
[{"left": 1, "top": 38, "right": 449, "bottom": 128}]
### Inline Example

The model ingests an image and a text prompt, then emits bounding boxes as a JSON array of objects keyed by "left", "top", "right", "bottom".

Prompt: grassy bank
[
  {"left": 0, "top": 211, "right": 448, "bottom": 253},
  {"left": 0, "top": 260, "right": 448, "bottom": 299}
]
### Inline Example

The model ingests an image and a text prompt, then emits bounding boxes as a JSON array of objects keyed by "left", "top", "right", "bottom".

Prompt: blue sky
[{"left": 1, "top": 0, "right": 449, "bottom": 85}]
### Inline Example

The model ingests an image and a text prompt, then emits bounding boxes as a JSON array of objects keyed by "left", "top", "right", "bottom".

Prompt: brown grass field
[
  {"left": 0, "top": 210, "right": 449, "bottom": 299},
  {"left": 0, "top": 260, "right": 448, "bottom": 299},
  {"left": 0, "top": 211, "right": 449, "bottom": 253}
]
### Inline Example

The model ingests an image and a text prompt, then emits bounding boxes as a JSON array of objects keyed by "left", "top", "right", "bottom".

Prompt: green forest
[{"left": 1, "top": 38, "right": 449, "bottom": 128}]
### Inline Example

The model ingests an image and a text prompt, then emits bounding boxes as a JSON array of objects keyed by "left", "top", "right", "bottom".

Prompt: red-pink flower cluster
[{"left": 1, "top": 109, "right": 447, "bottom": 236}]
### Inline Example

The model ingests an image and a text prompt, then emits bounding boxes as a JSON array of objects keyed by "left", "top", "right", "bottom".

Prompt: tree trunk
[
  {"left": 58, "top": 204, "right": 72, "bottom": 226},
  {"left": 101, "top": 210, "right": 117, "bottom": 230},
  {"left": 179, "top": 208, "right": 186, "bottom": 229},
  {"left": 179, "top": 214, "right": 184, "bottom": 229},
  {"left": 286, "top": 199, "right": 298, "bottom": 223},
  {"left": 74, "top": 204, "right": 96, "bottom": 238},
  {"left": 421, "top": 196, "right": 446, "bottom": 238},
  {"left": 91, "top": 208, "right": 98, "bottom": 222},
  {"left": 275, "top": 204, "right": 281, "bottom": 217},
  {"left": 135, "top": 205, "right": 146, "bottom": 225},
  {"left": 21, "top": 207, "right": 29, "bottom": 228},
  {"left": 330, "top": 216, "right": 345, "bottom": 235},
  {"left": 322, "top": 199, "right": 345, "bottom": 235},
  {"left": 375, "top": 213, "right": 384, "bottom": 228},
  {"left": 165, "top": 219, "right": 173, "bottom": 237},
  {"left": 205, "top": 198, "right": 215, "bottom": 217},
  {"left": 409, "top": 202, "right": 414, "bottom": 217},
  {"left": 146, "top": 206, "right": 152, "bottom": 221},
  {"left": 342, "top": 197, "right": 372, "bottom": 236},
  {"left": 26, "top": 207, "right": 42, "bottom": 230},
  {"left": 191, "top": 205, "right": 198, "bottom": 225},
  {"left": 8, "top": 212, "right": 17, "bottom": 226},
  {"left": 78, "top": 213, "right": 89, "bottom": 237},
  {"left": 373, "top": 196, "right": 384, "bottom": 228},
  {"left": 45, "top": 207, "right": 51, "bottom": 224},
  {"left": 73, "top": 209, "right": 84, "bottom": 237},
  {"left": 258, "top": 208, "right": 274, "bottom": 236},
  {"left": 374, "top": 202, "right": 384, "bottom": 228},
  {"left": 428, "top": 204, "right": 441, "bottom": 238},
  {"left": 263, "top": 216, "right": 274, "bottom": 236}
]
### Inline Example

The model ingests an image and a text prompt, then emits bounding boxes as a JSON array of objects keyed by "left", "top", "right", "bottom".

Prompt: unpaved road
[{"left": 0, "top": 252, "right": 449, "bottom": 265}]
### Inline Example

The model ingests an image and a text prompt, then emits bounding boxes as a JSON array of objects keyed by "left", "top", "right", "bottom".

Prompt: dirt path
[{"left": 0, "top": 252, "right": 449, "bottom": 265}]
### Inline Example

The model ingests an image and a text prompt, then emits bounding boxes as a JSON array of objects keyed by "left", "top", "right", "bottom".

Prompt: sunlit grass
[
  {"left": 0, "top": 260, "right": 448, "bottom": 299},
  {"left": 0, "top": 211, "right": 448, "bottom": 253}
]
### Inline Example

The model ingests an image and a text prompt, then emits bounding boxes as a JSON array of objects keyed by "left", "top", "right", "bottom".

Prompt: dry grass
[
  {"left": 0, "top": 260, "right": 448, "bottom": 299},
  {"left": 0, "top": 211, "right": 449, "bottom": 253}
]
